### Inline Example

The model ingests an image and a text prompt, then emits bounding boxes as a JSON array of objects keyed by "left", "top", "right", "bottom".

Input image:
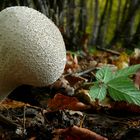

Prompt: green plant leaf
[
  {"left": 115, "top": 64, "right": 140, "bottom": 78},
  {"left": 108, "top": 77, "right": 140, "bottom": 106},
  {"left": 96, "top": 66, "right": 114, "bottom": 83},
  {"left": 89, "top": 83, "right": 107, "bottom": 101}
]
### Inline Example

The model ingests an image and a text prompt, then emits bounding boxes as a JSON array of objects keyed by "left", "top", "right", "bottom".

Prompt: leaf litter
[{"left": 1, "top": 49, "right": 140, "bottom": 139}]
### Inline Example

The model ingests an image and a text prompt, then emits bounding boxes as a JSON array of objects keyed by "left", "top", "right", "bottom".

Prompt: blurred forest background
[{"left": 1, "top": 0, "right": 140, "bottom": 51}]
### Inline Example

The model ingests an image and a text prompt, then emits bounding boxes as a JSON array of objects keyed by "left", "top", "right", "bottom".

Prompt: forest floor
[{"left": 1, "top": 49, "right": 140, "bottom": 140}]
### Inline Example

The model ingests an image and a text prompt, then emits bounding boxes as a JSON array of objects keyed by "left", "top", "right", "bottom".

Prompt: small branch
[
  {"left": 0, "top": 114, "right": 18, "bottom": 129},
  {"left": 23, "top": 105, "right": 26, "bottom": 136},
  {"left": 96, "top": 46, "right": 120, "bottom": 56},
  {"left": 77, "top": 67, "right": 96, "bottom": 76},
  {"left": 64, "top": 67, "right": 97, "bottom": 77}
]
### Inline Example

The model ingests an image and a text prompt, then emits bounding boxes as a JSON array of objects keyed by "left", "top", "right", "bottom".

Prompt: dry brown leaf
[
  {"left": 51, "top": 77, "right": 74, "bottom": 96},
  {"left": 0, "top": 99, "right": 28, "bottom": 110},
  {"left": 114, "top": 52, "right": 129, "bottom": 69},
  {"left": 111, "top": 101, "right": 140, "bottom": 113},
  {"left": 65, "top": 52, "right": 80, "bottom": 73},
  {"left": 65, "top": 74, "right": 86, "bottom": 88},
  {"left": 47, "top": 93, "right": 90, "bottom": 111},
  {"left": 53, "top": 125, "right": 108, "bottom": 140},
  {"left": 134, "top": 70, "right": 140, "bottom": 89},
  {"left": 76, "top": 89, "right": 92, "bottom": 104}
]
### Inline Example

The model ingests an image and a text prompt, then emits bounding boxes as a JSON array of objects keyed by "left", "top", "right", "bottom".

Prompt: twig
[
  {"left": 96, "top": 46, "right": 120, "bottom": 56},
  {"left": 0, "top": 114, "right": 18, "bottom": 129},
  {"left": 23, "top": 105, "right": 26, "bottom": 136},
  {"left": 64, "top": 67, "right": 97, "bottom": 77},
  {"left": 77, "top": 67, "right": 97, "bottom": 76}
]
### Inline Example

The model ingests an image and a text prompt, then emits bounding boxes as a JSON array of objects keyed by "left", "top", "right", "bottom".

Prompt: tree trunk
[
  {"left": 109, "top": 0, "right": 140, "bottom": 49},
  {"left": 129, "top": 19, "right": 140, "bottom": 48},
  {"left": 96, "top": 0, "right": 109, "bottom": 47},
  {"left": 102, "top": 0, "right": 113, "bottom": 45},
  {"left": 116, "top": 0, "right": 121, "bottom": 31},
  {"left": 0, "top": 0, "right": 5, "bottom": 11},
  {"left": 33, "top": 0, "right": 48, "bottom": 15},
  {"left": 123, "top": 0, "right": 139, "bottom": 48},
  {"left": 78, "top": 0, "right": 87, "bottom": 33},
  {"left": 90, "top": 0, "right": 99, "bottom": 45},
  {"left": 76, "top": 0, "right": 88, "bottom": 50},
  {"left": 65, "top": 0, "right": 76, "bottom": 50}
]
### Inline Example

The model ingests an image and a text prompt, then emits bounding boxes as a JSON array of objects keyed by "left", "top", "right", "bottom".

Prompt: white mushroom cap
[{"left": 0, "top": 6, "right": 66, "bottom": 101}]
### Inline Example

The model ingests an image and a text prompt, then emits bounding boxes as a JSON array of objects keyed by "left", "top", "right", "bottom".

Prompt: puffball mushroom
[{"left": 0, "top": 6, "right": 66, "bottom": 101}]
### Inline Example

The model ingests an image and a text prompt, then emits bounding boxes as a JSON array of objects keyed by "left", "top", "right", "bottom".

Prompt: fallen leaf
[
  {"left": 0, "top": 99, "right": 28, "bottom": 110},
  {"left": 65, "top": 52, "right": 80, "bottom": 73},
  {"left": 114, "top": 52, "right": 129, "bottom": 69},
  {"left": 47, "top": 93, "right": 90, "bottom": 111},
  {"left": 76, "top": 89, "right": 92, "bottom": 104},
  {"left": 52, "top": 125, "right": 108, "bottom": 140},
  {"left": 65, "top": 74, "right": 86, "bottom": 88},
  {"left": 130, "top": 48, "right": 140, "bottom": 65},
  {"left": 111, "top": 101, "right": 140, "bottom": 113},
  {"left": 134, "top": 70, "right": 140, "bottom": 89},
  {"left": 51, "top": 77, "right": 74, "bottom": 96}
]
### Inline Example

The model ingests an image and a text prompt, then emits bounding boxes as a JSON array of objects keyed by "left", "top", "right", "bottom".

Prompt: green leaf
[
  {"left": 108, "top": 77, "right": 140, "bottom": 106},
  {"left": 115, "top": 64, "right": 140, "bottom": 78},
  {"left": 89, "top": 83, "right": 107, "bottom": 101},
  {"left": 96, "top": 66, "right": 114, "bottom": 83}
]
